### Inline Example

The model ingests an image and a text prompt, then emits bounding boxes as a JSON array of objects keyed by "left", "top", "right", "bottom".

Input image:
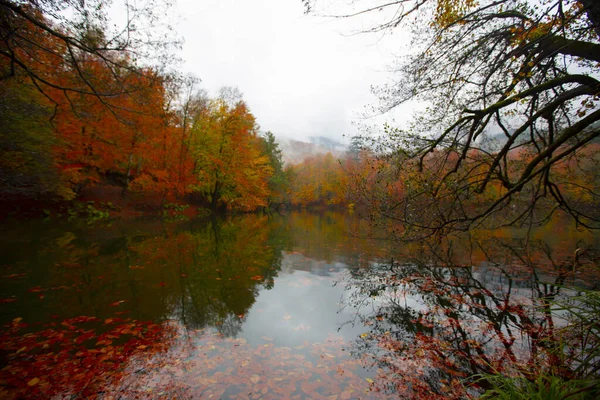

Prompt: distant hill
[
  {"left": 479, "top": 121, "right": 600, "bottom": 152},
  {"left": 276, "top": 136, "right": 347, "bottom": 165}
]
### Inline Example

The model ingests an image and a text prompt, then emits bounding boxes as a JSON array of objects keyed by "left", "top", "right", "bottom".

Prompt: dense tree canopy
[
  {"left": 305, "top": 0, "right": 600, "bottom": 238},
  {"left": 0, "top": 0, "right": 177, "bottom": 111},
  {"left": 0, "top": 1, "right": 292, "bottom": 211}
]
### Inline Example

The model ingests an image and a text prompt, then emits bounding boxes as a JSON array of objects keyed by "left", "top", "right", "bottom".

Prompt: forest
[
  {"left": 0, "top": 0, "right": 372, "bottom": 216},
  {"left": 4, "top": 0, "right": 597, "bottom": 226}
]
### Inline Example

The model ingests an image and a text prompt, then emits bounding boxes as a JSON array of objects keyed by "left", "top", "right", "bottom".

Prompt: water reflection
[
  {"left": 344, "top": 225, "right": 600, "bottom": 398},
  {"left": 3, "top": 211, "right": 597, "bottom": 398},
  {"left": 1, "top": 215, "right": 288, "bottom": 333},
  {"left": 0, "top": 211, "right": 391, "bottom": 398}
]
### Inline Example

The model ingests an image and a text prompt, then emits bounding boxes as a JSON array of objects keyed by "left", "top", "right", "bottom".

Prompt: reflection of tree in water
[
  {"left": 283, "top": 210, "right": 389, "bottom": 268},
  {"left": 5, "top": 214, "right": 291, "bottom": 337},
  {"left": 0, "top": 215, "right": 294, "bottom": 398},
  {"left": 344, "top": 234, "right": 600, "bottom": 398},
  {"left": 167, "top": 214, "right": 290, "bottom": 336}
]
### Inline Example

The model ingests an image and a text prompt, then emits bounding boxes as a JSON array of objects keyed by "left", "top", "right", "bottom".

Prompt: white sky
[{"left": 172, "top": 0, "right": 405, "bottom": 143}]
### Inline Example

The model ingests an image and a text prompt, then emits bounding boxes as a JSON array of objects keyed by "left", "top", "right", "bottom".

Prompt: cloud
[{"left": 174, "top": 0, "right": 396, "bottom": 142}]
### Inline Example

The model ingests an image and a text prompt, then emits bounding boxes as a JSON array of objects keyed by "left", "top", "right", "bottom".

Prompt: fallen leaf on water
[
  {"left": 250, "top": 374, "right": 260, "bottom": 384},
  {"left": 283, "top": 315, "right": 291, "bottom": 321},
  {"left": 360, "top": 333, "right": 368, "bottom": 338},
  {"left": 27, "top": 378, "right": 40, "bottom": 387},
  {"left": 340, "top": 390, "right": 352, "bottom": 400},
  {"left": 366, "top": 378, "right": 374, "bottom": 383},
  {"left": 292, "top": 324, "right": 311, "bottom": 332}
]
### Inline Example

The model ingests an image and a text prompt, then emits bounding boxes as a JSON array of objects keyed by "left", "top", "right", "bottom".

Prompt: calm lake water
[{"left": 1, "top": 211, "right": 599, "bottom": 398}]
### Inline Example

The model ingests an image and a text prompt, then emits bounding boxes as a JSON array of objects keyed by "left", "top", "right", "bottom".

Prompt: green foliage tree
[
  {"left": 304, "top": 0, "right": 600, "bottom": 237},
  {"left": 0, "top": 74, "right": 56, "bottom": 195},
  {"left": 259, "top": 131, "right": 290, "bottom": 207}
]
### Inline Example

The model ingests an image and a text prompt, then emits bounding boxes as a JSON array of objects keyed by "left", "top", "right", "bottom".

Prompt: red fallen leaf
[
  {"left": 66, "top": 316, "right": 98, "bottom": 324},
  {"left": 181, "top": 274, "right": 188, "bottom": 277},
  {"left": 158, "top": 282, "right": 166, "bottom": 287},
  {"left": 28, "top": 286, "right": 44, "bottom": 293},
  {"left": 0, "top": 298, "right": 17, "bottom": 303},
  {"left": 2, "top": 273, "right": 26, "bottom": 279},
  {"left": 110, "top": 300, "right": 126, "bottom": 307},
  {"left": 50, "top": 286, "right": 71, "bottom": 290}
]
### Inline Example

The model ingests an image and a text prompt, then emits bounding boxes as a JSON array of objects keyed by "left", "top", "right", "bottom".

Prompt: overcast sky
[{"left": 172, "top": 0, "right": 404, "bottom": 143}]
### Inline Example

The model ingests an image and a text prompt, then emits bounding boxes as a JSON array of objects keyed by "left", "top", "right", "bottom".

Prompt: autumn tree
[
  {"left": 1, "top": 0, "right": 181, "bottom": 201},
  {"left": 305, "top": 0, "right": 600, "bottom": 238},
  {"left": 289, "top": 152, "right": 348, "bottom": 207},
  {"left": 0, "top": 0, "right": 178, "bottom": 111},
  {"left": 189, "top": 89, "right": 273, "bottom": 211},
  {"left": 51, "top": 63, "right": 172, "bottom": 199},
  {"left": 169, "top": 77, "right": 208, "bottom": 197}
]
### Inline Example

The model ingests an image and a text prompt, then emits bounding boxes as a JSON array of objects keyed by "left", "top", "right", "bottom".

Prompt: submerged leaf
[{"left": 27, "top": 378, "right": 40, "bottom": 387}]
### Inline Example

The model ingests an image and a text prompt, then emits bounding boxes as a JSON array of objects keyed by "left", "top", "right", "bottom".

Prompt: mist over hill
[{"left": 275, "top": 135, "right": 347, "bottom": 165}]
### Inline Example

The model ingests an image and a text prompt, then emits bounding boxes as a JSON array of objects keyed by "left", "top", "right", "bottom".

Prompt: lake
[{"left": 1, "top": 211, "right": 598, "bottom": 398}]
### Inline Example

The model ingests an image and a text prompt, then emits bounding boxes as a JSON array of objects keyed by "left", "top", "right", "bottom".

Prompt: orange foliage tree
[
  {"left": 189, "top": 89, "right": 273, "bottom": 211},
  {"left": 288, "top": 152, "right": 348, "bottom": 207}
]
